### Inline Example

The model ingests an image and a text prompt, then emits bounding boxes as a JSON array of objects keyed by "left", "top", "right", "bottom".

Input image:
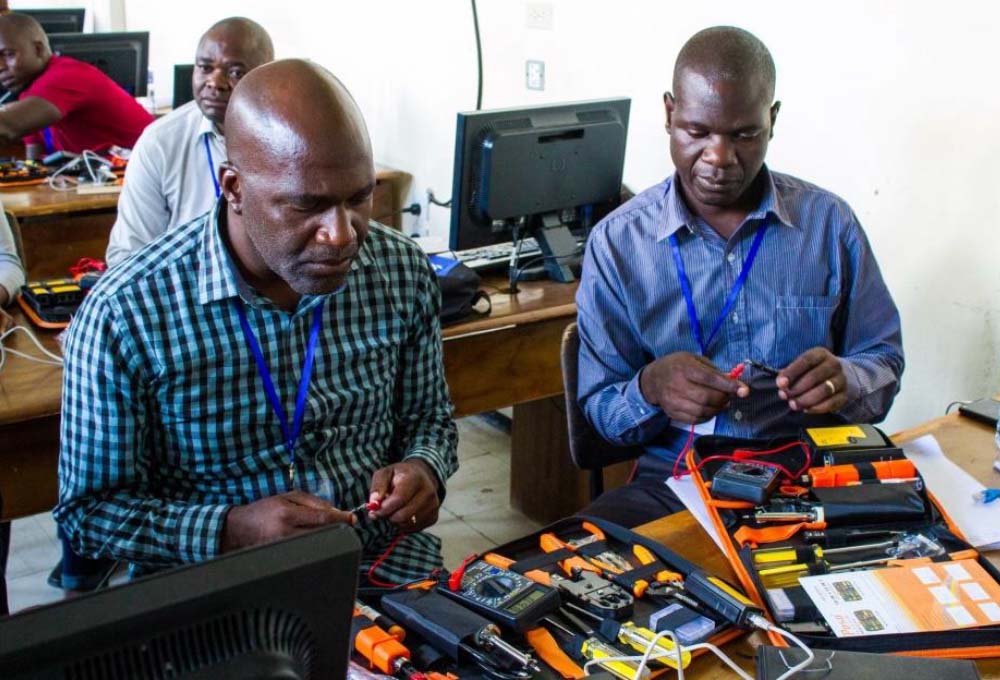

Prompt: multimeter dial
[{"left": 441, "top": 561, "right": 561, "bottom": 632}]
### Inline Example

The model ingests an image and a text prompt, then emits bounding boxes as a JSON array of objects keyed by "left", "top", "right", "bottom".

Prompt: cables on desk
[{"left": 0, "top": 324, "right": 64, "bottom": 373}]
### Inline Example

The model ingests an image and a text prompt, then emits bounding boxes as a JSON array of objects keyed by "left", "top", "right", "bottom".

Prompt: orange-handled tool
[
  {"left": 352, "top": 607, "right": 425, "bottom": 680},
  {"left": 631, "top": 544, "right": 683, "bottom": 597},
  {"left": 540, "top": 532, "right": 608, "bottom": 577},
  {"left": 483, "top": 552, "right": 552, "bottom": 586},
  {"left": 808, "top": 459, "right": 917, "bottom": 487}
]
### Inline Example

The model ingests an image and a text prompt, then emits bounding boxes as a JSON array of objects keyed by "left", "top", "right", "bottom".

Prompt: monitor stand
[{"left": 533, "top": 212, "right": 577, "bottom": 283}]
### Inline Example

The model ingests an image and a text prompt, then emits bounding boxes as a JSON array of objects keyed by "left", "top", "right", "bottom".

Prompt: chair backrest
[{"left": 561, "top": 322, "right": 644, "bottom": 472}]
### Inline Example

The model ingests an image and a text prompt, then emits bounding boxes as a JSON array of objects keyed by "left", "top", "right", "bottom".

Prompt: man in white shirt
[{"left": 105, "top": 17, "right": 273, "bottom": 267}]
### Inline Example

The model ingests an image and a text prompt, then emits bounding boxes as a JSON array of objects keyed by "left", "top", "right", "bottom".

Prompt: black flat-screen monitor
[
  {"left": 174, "top": 63, "right": 195, "bottom": 108},
  {"left": 0, "top": 525, "right": 361, "bottom": 680},
  {"left": 48, "top": 31, "right": 149, "bottom": 96},
  {"left": 449, "top": 98, "right": 630, "bottom": 282},
  {"left": 19, "top": 8, "right": 86, "bottom": 34}
]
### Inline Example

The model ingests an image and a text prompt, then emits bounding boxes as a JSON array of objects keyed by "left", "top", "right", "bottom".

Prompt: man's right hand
[
  {"left": 221, "top": 491, "right": 355, "bottom": 553},
  {"left": 638, "top": 352, "right": 749, "bottom": 424}
]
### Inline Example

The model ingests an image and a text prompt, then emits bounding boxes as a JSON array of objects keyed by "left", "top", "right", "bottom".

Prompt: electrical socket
[
  {"left": 526, "top": 60, "right": 545, "bottom": 90},
  {"left": 525, "top": 2, "right": 553, "bottom": 30}
]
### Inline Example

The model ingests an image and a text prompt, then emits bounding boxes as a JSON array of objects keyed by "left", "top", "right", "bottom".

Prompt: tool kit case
[
  {"left": 359, "top": 517, "right": 750, "bottom": 679},
  {"left": 686, "top": 425, "right": 1000, "bottom": 658}
]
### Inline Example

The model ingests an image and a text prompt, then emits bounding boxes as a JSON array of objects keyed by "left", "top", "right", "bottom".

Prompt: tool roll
[{"left": 686, "top": 424, "right": 1000, "bottom": 658}]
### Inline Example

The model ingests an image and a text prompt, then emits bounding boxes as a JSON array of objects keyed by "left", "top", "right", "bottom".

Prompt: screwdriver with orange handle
[{"left": 351, "top": 604, "right": 426, "bottom": 680}]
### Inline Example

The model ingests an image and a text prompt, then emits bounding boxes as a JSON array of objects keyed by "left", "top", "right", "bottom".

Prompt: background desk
[
  {"left": 634, "top": 412, "right": 1000, "bottom": 678},
  {"left": 0, "top": 164, "right": 409, "bottom": 280}
]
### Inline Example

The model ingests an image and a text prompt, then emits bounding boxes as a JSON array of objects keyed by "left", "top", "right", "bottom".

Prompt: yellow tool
[
  {"left": 752, "top": 540, "right": 897, "bottom": 567},
  {"left": 563, "top": 602, "right": 691, "bottom": 670},
  {"left": 580, "top": 637, "right": 650, "bottom": 680}
]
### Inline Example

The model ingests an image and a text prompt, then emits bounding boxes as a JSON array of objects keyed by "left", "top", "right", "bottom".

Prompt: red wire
[
  {"left": 672, "top": 430, "right": 812, "bottom": 482},
  {"left": 671, "top": 423, "right": 698, "bottom": 479},
  {"left": 366, "top": 533, "right": 406, "bottom": 588}
]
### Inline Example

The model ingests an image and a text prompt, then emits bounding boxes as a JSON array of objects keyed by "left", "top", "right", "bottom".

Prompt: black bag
[{"left": 428, "top": 255, "right": 491, "bottom": 326}]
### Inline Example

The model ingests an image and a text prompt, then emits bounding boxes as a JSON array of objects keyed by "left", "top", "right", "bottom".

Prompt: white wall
[
  {"left": 121, "top": 0, "right": 1000, "bottom": 434},
  {"left": 10, "top": 0, "right": 120, "bottom": 31}
]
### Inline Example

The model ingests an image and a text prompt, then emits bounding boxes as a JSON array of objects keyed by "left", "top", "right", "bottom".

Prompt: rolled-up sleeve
[{"left": 0, "top": 208, "right": 25, "bottom": 300}]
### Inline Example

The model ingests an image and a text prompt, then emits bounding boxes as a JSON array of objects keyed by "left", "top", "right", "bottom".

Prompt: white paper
[
  {"left": 962, "top": 582, "right": 989, "bottom": 601},
  {"left": 978, "top": 601, "right": 1000, "bottom": 622},
  {"left": 929, "top": 585, "right": 958, "bottom": 605},
  {"left": 944, "top": 563, "right": 972, "bottom": 582},
  {"left": 913, "top": 567, "right": 940, "bottom": 585},
  {"left": 946, "top": 605, "right": 975, "bottom": 625},
  {"left": 902, "top": 434, "right": 1000, "bottom": 550},
  {"left": 665, "top": 474, "right": 727, "bottom": 554}
]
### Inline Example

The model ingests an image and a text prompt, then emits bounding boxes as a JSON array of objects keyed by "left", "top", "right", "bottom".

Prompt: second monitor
[
  {"left": 48, "top": 31, "right": 150, "bottom": 97},
  {"left": 450, "top": 97, "right": 630, "bottom": 283}
]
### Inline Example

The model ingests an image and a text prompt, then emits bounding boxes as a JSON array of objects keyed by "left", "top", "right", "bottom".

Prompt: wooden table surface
[{"left": 633, "top": 413, "right": 1000, "bottom": 678}]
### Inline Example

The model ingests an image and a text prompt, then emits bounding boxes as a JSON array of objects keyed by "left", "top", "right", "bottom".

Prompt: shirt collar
[
  {"left": 197, "top": 201, "right": 377, "bottom": 307},
  {"left": 197, "top": 111, "right": 223, "bottom": 141},
  {"left": 658, "top": 165, "right": 796, "bottom": 241}
]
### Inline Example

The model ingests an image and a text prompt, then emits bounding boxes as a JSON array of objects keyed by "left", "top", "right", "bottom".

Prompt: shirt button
[
  {"left": 726, "top": 252, "right": 737, "bottom": 263},
  {"left": 731, "top": 312, "right": 739, "bottom": 323},
  {"left": 734, "top": 410, "right": 743, "bottom": 421}
]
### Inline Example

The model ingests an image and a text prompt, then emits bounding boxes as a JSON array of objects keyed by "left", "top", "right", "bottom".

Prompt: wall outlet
[
  {"left": 526, "top": 60, "right": 545, "bottom": 90},
  {"left": 526, "top": 2, "right": 553, "bottom": 30}
]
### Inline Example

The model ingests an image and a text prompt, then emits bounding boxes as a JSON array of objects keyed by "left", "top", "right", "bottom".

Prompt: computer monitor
[
  {"left": 19, "top": 8, "right": 86, "bottom": 34},
  {"left": 449, "top": 97, "right": 630, "bottom": 283},
  {"left": 0, "top": 525, "right": 360, "bottom": 680},
  {"left": 174, "top": 63, "right": 195, "bottom": 108},
  {"left": 48, "top": 31, "right": 149, "bottom": 96}
]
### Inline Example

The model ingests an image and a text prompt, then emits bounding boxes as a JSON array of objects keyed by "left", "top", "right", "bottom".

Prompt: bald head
[
  {"left": 199, "top": 17, "right": 273, "bottom": 64},
  {"left": 226, "top": 59, "right": 371, "bottom": 171},
  {"left": 219, "top": 59, "right": 375, "bottom": 302},
  {"left": 0, "top": 13, "right": 52, "bottom": 93},
  {"left": 673, "top": 26, "right": 775, "bottom": 104}
]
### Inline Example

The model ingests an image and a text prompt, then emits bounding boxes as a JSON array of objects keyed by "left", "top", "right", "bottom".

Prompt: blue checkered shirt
[
  {"left": 55, "top": 203, "right": 458, "bottom": 583},
  {"left": 576, "top": 168, "right": 904, "bottom": 464}
]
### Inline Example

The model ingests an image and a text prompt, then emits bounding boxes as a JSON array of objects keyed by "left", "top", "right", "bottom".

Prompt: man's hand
[
  {"left": 221, "top": 491, "right": 354, "bottom": 552},
  {"left": 639, "top": 352, "right": 749, "bottom": 424},
  {"left": 776, "top": 347, "right": 848, "bottom": 413},
  {"left": 368, "top": 460, "right": 441, "bottom": 533}
]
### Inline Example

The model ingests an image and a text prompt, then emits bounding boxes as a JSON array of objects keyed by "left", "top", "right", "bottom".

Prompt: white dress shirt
[
  {"left": 0, "top": 204, "right": 26, "bottom": 300},
  {"left": 105, "top": 101, "right": 226, "bottom": 267}
]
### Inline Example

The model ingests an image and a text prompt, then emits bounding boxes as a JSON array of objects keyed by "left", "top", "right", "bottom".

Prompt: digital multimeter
[{"left": 441, "top": 560, "right": 561, "bottom": 632}]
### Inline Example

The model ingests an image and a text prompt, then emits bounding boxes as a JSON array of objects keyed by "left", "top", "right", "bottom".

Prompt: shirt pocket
[{"left": 769, "top": 294, "right": 839, "bottom": 368}]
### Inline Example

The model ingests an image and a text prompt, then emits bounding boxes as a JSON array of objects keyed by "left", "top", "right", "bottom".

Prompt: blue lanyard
[
  {"left": 234, "top": 301, "right": 324, "bottom": 485},
  {"left": 669, "top": 225, "right": 768, "bottom": 355},
  {"left": 203, "top": 135, "right": 221, "bottom": 199},
  {"left": 43, "top": 127, "right": 55, "bottom": 154}
]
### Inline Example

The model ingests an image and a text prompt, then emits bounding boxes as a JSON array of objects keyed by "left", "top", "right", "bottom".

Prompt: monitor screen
[
  {"left": 0, "top": 525, "right": 360, "bottom": 680},
  {"left": 48, "top": 31, "right": 149, "bottom": 97},
  {"left": 174, "top": 63, "right": 195, "bottom": 108},
  {"left": 449, "top": 98, "right": 630, "bottom": 253},
  {"left": 19, "top": 8, "right": 86, "bottom": 34}
]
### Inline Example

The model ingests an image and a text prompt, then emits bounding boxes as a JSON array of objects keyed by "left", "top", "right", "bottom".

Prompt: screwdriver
[
  {"left": 543, "top": 615, "right": 649, "bottom": 680},
  {"left": 564, "top": 602, "right": 691, "bottom": 670},
  {"left": 752, "top": 540, "right": 897, "bottom": 567},
  {"left": 355, "top": 600, "right": 406, "bottom": 641}
]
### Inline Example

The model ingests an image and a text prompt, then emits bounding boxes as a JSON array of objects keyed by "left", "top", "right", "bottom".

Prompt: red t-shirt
[{"left": 20, "top": 55, "right": 154, "bottom": 153}]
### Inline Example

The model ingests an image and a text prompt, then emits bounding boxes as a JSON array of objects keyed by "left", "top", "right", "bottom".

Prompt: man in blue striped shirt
[
  {"left": 577, "top": 27, "right": 904, "bottom": 526},
  {"left": 55, "top": 60, "right": 458, "bottom": 584}
]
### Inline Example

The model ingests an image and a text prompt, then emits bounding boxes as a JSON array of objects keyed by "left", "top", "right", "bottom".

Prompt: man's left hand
[
  {"left": 776, "top": 347, "right": 848, "bottom": 414},
  {"left": 368, "top": 460, "right": 441, "bottom": 533}
]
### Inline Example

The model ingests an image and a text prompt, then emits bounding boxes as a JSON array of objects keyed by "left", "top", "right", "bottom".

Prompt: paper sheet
[
  {"left": 799, "top": 559, "right": 1000, "bottom": 637},
  {"left": 665, "top": 474, "right": 728, "bottom": 554},
  {"left": 902, "top": 434, "right": 1000, "bottom": 550}
]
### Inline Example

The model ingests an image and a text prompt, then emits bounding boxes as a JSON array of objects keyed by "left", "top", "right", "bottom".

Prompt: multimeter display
[{"left": 441, "top": 561, "right": 561, "bottom": 632}]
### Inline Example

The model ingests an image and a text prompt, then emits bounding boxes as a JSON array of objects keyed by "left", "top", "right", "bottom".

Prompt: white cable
[
  {"left": 580, "top": 629, "right": 754, "bottom": 680},
  {"left": 754, "top": 618, "right": 815, "bottom": 680},
  {"left": 0, "top": 324, "right": 64, "bottom": 373}
]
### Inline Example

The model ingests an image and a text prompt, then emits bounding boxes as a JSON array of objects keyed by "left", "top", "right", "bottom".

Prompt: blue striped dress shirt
[
  {"left": 576, "top": 168, "right": 904, "bottom": 464},
  {"left": 55, "top": 203, "right": 458, "bottom": 583}
]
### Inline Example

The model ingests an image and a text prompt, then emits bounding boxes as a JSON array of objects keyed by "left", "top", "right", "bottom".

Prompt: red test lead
[{"left": 727, "top": 363, "right": 746, "bottom": 380}]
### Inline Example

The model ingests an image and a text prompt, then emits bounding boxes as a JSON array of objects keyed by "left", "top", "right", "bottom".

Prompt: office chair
[{"left": 561, "top": 322, "right": 644, "bottom": 500}]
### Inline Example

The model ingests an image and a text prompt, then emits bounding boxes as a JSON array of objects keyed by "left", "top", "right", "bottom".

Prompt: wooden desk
[
  {"left": 632, "top": 414, "right": 1000, "bottom": 678},
  {"left": 0, "top": 274, "right": 583, "bottom": 521},
  {"left": 0, "top": 164, "right": 410, "bottom": 280}
]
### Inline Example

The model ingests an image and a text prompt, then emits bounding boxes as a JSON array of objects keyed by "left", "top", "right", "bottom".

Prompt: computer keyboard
[{"left": 452, "top": 238, "right": 542, "bottom": 271}]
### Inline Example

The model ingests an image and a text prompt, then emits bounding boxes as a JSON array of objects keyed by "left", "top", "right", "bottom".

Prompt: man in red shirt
[{"left": 0, "top": 13, "right": 153, "bottom": 158}]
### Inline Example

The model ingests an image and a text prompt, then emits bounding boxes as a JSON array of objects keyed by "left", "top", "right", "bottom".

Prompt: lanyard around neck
[
  {"left": 669, "top": 224, "right": 768, "bottom": 355},
  {"left": 203, "top": 134, "right": 221, "bottom": 199},
  {"left": 234, "top": 301, "right": 324, "bottom": 485}
]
